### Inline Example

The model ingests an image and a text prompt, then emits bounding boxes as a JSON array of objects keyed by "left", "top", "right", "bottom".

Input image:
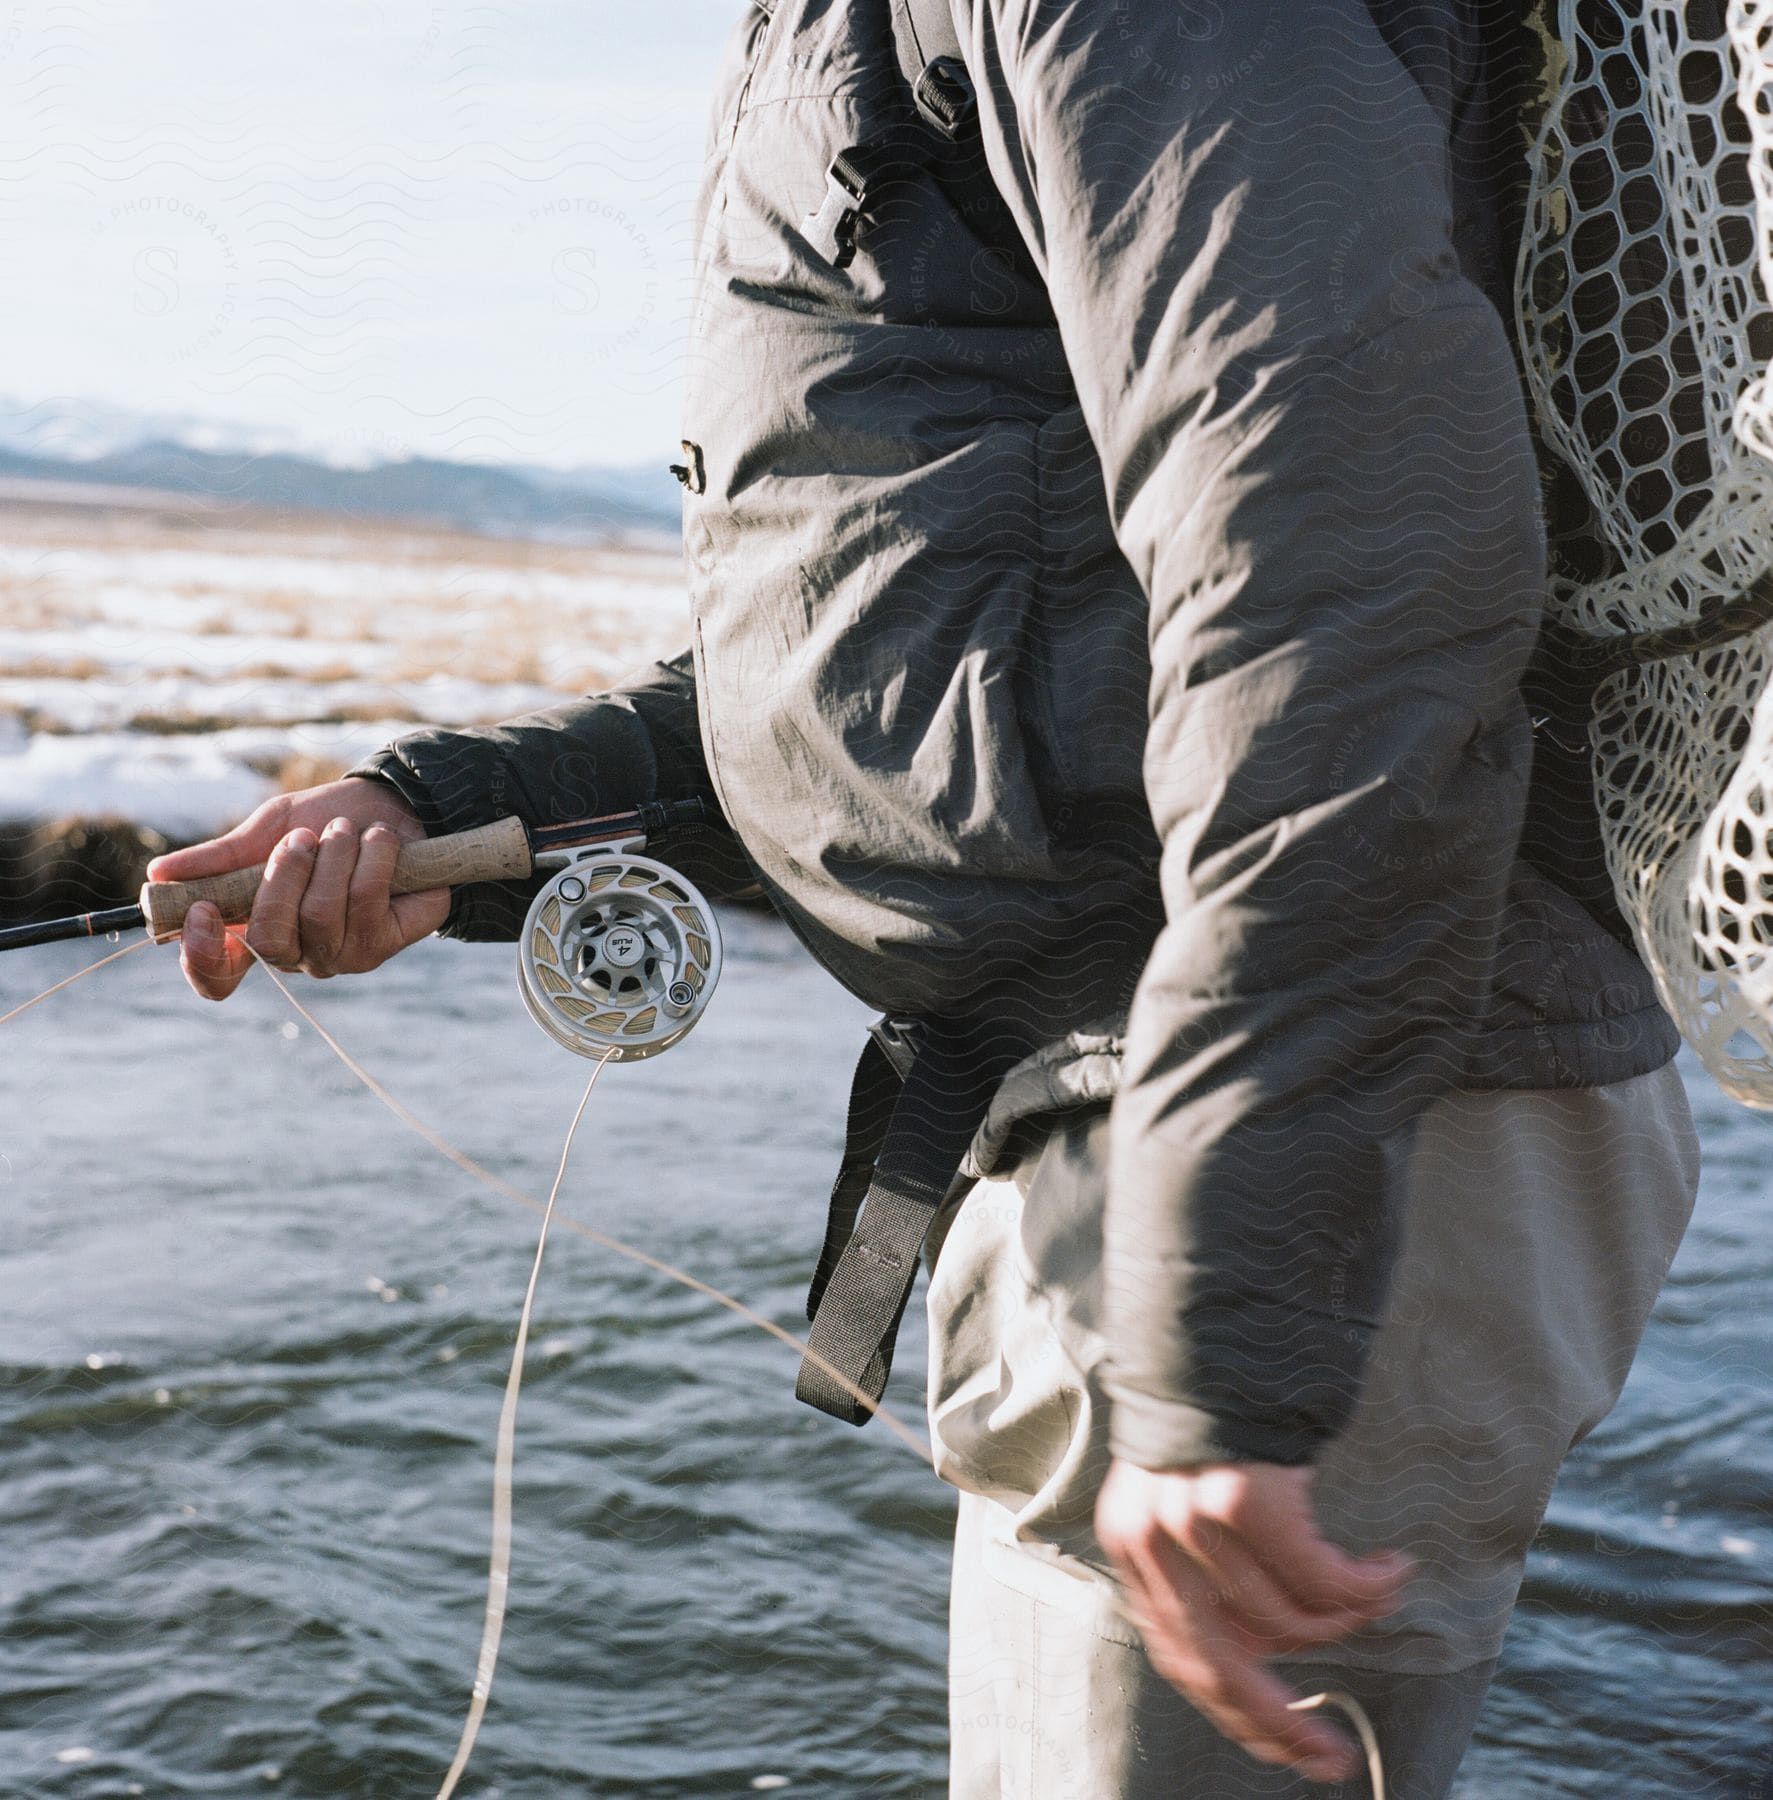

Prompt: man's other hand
[
  {"left": 145, "top": 777, "right": 450, "bottom": 1000},
  {"left": 1095, "top": 1458, "right": 1413, "bottom": 1784}
]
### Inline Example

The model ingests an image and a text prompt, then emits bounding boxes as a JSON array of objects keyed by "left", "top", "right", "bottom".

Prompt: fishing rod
[{"left": 0, "top": 795, "right": 724, "bottom": 1063}]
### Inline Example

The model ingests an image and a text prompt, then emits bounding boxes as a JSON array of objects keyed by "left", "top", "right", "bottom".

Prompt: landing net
[{"left": 1518, "top": 0, "right": 1773, "bottom": 1102}]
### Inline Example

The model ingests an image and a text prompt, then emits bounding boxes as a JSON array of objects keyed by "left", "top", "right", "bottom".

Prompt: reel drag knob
[{"left": 518, "top": 851, "right": 721, "bottom": 1062}]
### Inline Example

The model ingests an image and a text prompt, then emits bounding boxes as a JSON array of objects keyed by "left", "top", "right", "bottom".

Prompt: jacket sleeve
[
  {"left": 348, "top": 650, "right": 756, "bottom": 941},
  {"left": 964, "top": 0, "right": 1547, "bottom": 1466}
]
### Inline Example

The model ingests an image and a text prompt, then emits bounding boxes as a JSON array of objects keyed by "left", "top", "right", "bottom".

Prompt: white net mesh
[{"left": 1516, "top": 0, "right": 1773, "bottom": 1103}]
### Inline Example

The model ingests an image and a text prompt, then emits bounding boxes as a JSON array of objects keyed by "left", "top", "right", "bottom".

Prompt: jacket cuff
[
  {"left": 1106, "top": 1383, "right": 1325, "bottom": 1470},
  {"left": 345, "top": 745, "right": 539, "bottom": 941},
  {"left": 347, "top": 750, "right": 443, "bottom": 828}
]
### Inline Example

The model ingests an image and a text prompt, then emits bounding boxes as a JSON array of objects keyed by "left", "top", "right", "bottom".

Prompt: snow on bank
[
  {"left": 0, "top": 724, "right": 274, "bottom": 839},
  {"left": 8, "top": 671, "right": 565, "bottom": 735},
  {"left": 0, "top": 718, "right": 434, "bottom": 838},
  {"left": 0, "top": 623, "right": 411, "bottom": 680},
  {"left": 0, "top": 501, "right": 689, "bottom": 844}
]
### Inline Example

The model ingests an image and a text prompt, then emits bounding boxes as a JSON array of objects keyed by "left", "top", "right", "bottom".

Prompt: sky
[{"left": 1, "top": 1, "right": 742, "bottom": 471}]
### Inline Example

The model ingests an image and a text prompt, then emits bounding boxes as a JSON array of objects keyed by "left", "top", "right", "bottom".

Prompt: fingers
[
  {"left": 1181, "top": 1527, "right": 1374, "bottom": 1656},
  {"left": 1280, "top": 1542, "right": 1414, "bottom": 1621},
  {"left": 344, "top": 821, "right": 403, "bottom": 969},
  {"left": 1096, "top": 1459, "right": 1416, "bottom": 1782},
  {"left": 178, "top": 902, "right": 255, "bottom": 1001},
  {"left": 344, "top": 821, "right": 447, "bottom": 967},
  {"left": 1119, "top": 1533, "right": 1358, "bottom": 1783},
  {"left": 258, "top": 818, "right": 381, "bottom": 977},
  {"left": 161, "top": 781, "right": 436, "bottom": 1001},
  {"left": 349, "top": 819, "right": 403, "bottom": 907},
  {"left": 297, "top": 818, "right": 360, "bottom": 975},
  {"left": 387, "top": 883, "right": 452, "bottom": 947},
  {"left": 1210, "top": 1474, "right": 1414, "bottom": 1618},
  {"left": 359, "top": 825, "right": 451, "bottom": 960},
  {"left": 245, "top": 828, "right": 319, "bottom": 972},
  {"left": 148, "top": 775, "right": 422, "bottom": 892},
  {"left": 235, "top": 818, "right": 440, "bottom": 981},
  {"left": 147, "top": 795, "right": 289, "bottom": 884}
]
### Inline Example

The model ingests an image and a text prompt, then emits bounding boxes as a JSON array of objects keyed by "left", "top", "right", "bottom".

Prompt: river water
[{"left": 0, "top": 917, "right": 1768, "bottom": 1797}]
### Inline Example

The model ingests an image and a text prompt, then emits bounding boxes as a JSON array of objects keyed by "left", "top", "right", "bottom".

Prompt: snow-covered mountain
[{"left": 0, "top": 398, "right": 681, "bottom": 543}]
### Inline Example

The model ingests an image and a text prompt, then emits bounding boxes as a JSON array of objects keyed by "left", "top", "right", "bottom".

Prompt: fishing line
[
  {"left": 2, "top": 941, "right": 1385, "bottom": 1795},
  {"left": 239, "top": 950, "right": 934, "bottom": 1465},
  {"left": 1288, "top": 1690, "right": 1385, "bottom": 1799},
  {"left": 233, "top": 946, "right": 937, "bottom": 1792},
  {"left": 431, "top": 1050, "right": 613, "bottom": 1800},
  {"left": 0, "top": 935, "right": 154, "bottom": 1028}
]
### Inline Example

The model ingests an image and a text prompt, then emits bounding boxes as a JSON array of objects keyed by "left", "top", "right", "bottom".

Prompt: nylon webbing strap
[
  {"left": 795, "top": 1172, "right": 947, "bottom": 1423},
  {"left": 804, "top": 1032, "right": 903, "bottom": 1321},
  {"left": 796, "top": 1020, "right": 1002, "bottom": 1427},
  {"left": 803, "top": 0, "right": 1030, "bottom": 279},
  {"left": 891, "top": 0, "right": 962, "bottom": 95}
]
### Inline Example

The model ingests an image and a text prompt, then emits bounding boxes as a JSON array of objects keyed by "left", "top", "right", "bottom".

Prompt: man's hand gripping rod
[{"left": 0, "top": 798, "right": 711, "bottom": 953}]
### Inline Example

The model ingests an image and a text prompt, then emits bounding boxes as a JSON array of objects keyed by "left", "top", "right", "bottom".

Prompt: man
[{"left": 151, "top": 3, "right": 1700, "bottom": 1793}]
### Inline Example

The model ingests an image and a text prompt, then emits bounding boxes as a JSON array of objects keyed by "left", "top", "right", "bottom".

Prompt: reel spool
[{"left": 518, "top": 848, "right": 721, "bottom": 1062}]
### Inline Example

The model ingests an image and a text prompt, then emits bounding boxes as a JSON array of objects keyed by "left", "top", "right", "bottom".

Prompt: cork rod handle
[{"left": 138, "top": 815, "right": 534, "bottom": 939}]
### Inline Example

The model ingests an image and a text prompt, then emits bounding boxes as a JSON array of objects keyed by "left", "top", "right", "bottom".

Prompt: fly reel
[{"left": 518, "top": 847, "right": 721, "bottom": 1062}]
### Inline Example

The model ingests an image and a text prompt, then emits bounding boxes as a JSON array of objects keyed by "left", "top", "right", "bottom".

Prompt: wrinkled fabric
[
  {"left": 930, "top": 1062, "right": 1699, "bottom": 1797},
  {"left": 357, "top": 0, "right": 1679, "bottom": 1469}
]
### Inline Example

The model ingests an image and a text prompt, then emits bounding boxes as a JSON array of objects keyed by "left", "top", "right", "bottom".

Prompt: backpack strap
[
  {"left": 803, "top": 0, "right": 1034, "bottom": 275},
  {"left": 796, "top": 1014, "right": 1013, "bottom": 1426},
  {"left": 802, "top": 1021, "right": 913, "bottom": 1321},
  {"left": 890, "top": 0, "right": 976, "bottom": 139}
]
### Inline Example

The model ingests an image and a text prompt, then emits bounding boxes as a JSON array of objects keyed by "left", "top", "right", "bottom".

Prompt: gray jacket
[{"left": 358, "top": 0, "right": 1678, "bottom": 1470}]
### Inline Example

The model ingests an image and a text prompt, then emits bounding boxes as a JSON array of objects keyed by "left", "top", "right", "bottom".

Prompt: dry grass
[
  {"left": 264, "top": 752, "right": 350, "bottom": 791},
  {"left": 0, "top": 490, "right": 681, "bottom": 575},
  {"left": 1, "top": 497, "right": 682, "bottom": 713},
  {"left": 2, "top": 657, "right": 111, "bottom": 682},
  {"left": 0, "top": 495, "right": 687, "bottom": 924}
]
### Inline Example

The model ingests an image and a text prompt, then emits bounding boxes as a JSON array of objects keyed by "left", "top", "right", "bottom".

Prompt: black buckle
[
  {"left": 867, "top": 1015, "right": 923, "bottom": 1081},
  {"left": 805, "top": 155, "right": 870, "bottom": 269},
  {"left": 914, "top": 56, "right": 976, "bottom": 140}
]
